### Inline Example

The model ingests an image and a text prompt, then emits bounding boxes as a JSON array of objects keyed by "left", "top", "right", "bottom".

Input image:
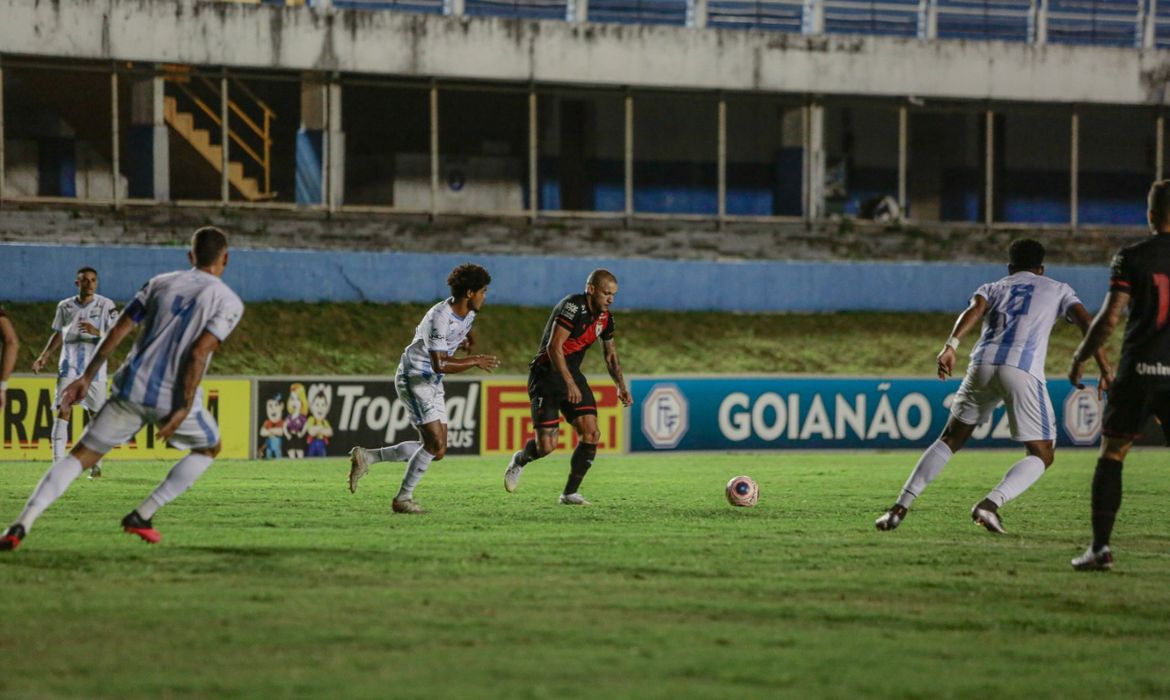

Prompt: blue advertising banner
[{"left": 631, "top": 377, "right": 1105, "bottom": 451}]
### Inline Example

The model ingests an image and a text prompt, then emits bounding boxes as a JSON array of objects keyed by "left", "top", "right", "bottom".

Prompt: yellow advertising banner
[
  {"left": 0, "top": 377, "right": 252, "bottom": 461},
  {"left": 480, "top": 378, "right": 624, "bottom": 456}
]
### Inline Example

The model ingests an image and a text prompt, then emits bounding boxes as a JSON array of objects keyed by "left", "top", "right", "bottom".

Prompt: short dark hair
[
  {"left": 76, "top": 266, "right": 97, "bottom": 277},
  {"left": 191, "top": 226, "right": 228, "bottom": 268},
  {"left": 448, "top": 263, "right": 491, "bottom": 299},
  {"left": 587, "top": 269, "right": 617, "bottom": 289},
  {"left": 1007, "top": 239, "right": 1045, "bottom": 271},
  {"left": 1149, "top": 180, "right": 1170, "bottom": 229}
]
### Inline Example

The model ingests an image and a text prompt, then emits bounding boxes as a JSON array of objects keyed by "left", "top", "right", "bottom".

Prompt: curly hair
[{"left": 448, "top": 263, "right": 492, "bottom": 300}]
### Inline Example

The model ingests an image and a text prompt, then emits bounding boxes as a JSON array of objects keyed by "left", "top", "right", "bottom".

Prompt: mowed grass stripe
[{"left": 1, "top": 451, "right": 1168, "bottom": 699}]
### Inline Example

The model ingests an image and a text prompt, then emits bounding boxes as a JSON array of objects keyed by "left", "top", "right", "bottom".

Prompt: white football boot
[
  {"left": 558, "top": 492, "right": 591, "bottom": 506},
  {"left": 874, "top": 505, "right": 907, "bottom": 531},
  {"left": 392, "top": 498, "right": 427, "bottom": 514},
  {"left": 348, "top": 447, "right": 370, "bottom": 494},
  {"left": 504, "top": 451, "right": 525, "bottom": 493},
  {"left": 971, "top": 500, "right": 1007, "bottom": 534},
  {"left": 1071, "top": 545, "right": 1114, "bottom": 571}
]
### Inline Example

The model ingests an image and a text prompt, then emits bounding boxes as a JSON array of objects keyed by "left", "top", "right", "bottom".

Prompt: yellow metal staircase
[{"left": 162, "top": 68, "right": 276, "bottom": 201}]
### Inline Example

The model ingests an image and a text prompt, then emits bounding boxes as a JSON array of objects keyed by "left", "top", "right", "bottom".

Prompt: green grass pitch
[{"left": 1, "top": 450, "right": 1168, "bottom": 699}]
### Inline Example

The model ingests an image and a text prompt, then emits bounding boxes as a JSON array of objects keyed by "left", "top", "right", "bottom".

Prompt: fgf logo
[{"left": 642, "top": 384, "right": 688, "bottom": 449}]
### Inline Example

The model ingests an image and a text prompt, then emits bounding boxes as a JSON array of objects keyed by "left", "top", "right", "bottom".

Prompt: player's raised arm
[
  {"left": 547, "top": 323, "right": 581, "bottom": 404},
  {"left": 59, "top": 311, "right": 137, "bottom": 411},
  {"left": 1070, "top": 291, "right": 1129, "bottom": 392},
  {"left": 936, "top": 294, "right": 987, "bottom": 379},
  {"left": 602, "top": 337, "right": 631, "bottom": 407},
  {"left": 0, "top": 315, "right": 19, "bottom": 410}
]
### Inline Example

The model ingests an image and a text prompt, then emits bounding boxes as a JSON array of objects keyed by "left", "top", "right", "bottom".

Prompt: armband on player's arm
[{"left": 944, "top": 336, "right": 960, "bottom": 351}]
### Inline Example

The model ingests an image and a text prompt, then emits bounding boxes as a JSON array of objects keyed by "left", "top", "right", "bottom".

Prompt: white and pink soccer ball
[{"left": 725, "top": 475, "right": 759, "bottom": 507}]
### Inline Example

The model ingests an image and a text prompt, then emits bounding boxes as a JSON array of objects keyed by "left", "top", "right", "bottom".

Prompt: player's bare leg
[
  {"left": 559, "top": 415, "right": 599, "bottom": 506},
  {"left": 392, "top": 421, "right": 445, "bottom": 514},
  {"left": 123, "top": 443, "right": 221, "bottom": 544},
  {"left": 1, "top": 444, "right": 104, "bottom": 551},
  {"left": 84, "top": 409, "right": 104, "bottom": 479},
  {"left": 505, "top": 426, "right": 559, "bottom": 493},
  {"left": 972, "top": 440, "right": 1054, "bottom": 535},
  {"left": 876, "top": 417, "right": 975, "bottom": 531}
]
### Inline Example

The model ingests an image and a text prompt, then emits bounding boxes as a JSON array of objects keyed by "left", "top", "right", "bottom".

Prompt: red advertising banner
[{"left": 481, "top": 379, "right": 623, "bottom": 455}]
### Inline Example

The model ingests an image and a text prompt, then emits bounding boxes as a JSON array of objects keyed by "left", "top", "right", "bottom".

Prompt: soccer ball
[{"left": 725, "top": 475, "right": 759, "bottom": 507}]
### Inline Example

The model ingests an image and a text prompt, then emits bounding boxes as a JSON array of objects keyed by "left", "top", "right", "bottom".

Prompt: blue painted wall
[{"left": 0, "top": 243, "right": 1113, "bottom": 313}]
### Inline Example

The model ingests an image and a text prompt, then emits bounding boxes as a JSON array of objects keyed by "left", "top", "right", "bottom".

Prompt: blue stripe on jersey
[
  {"left": 195, "top": 409, "right": 218, "bottom": 446},
  {"left": 1037, "top": 381, "right": 1051, "bottom": 441},
  {"left": 972, "top": 312, "right": 997, "bottom": 364},
  {"left": 1017, "top": 327, "right": 1040, "bottom": 375},
  {"left": 993, "top": 317, "right": 1018, "bottom": 365},
  {"left": 143, "top": 298, "right": 199, "bottom": 408},
  {"left": 117, "top": 305, "right": 161, "bottom": 400}
]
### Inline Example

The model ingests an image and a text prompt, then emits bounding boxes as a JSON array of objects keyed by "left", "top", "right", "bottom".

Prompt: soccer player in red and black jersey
[
  {"left": 1068, "top": 179, "right": 1170, "bottom": 570},
  {"left": 503, "top": 269, "right": 632, "bottom": 505},
  {"left": 0, "top": 303, "right": 19, "bottom": 411}
]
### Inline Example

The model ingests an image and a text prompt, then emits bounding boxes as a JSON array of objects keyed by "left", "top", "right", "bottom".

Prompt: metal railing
[
  {"left": 165, "top": 67, "right": 278, "bottom": 198},
  {"left": 259, "top": 0, "right": 1164, "bottom": 48}
]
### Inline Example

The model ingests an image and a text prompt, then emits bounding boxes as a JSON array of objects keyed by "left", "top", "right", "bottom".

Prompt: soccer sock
[
  {"left": 51, "top": 418, "right": 69, "bottom": 463},
  {"left": 986, "top": 455, "right": 1047, "bottom": 508},
  {"left": 563, "top": 442, "right": 597, "bottom": 495},
  {"left": 371, "top": 441, "right": 421, "bottom": 464},
  {"left": 517, "top": 439, "right": 542, "bottom": 466},
  {"left": 396, "top": 447, "right": 435, "bottom": 501},
  {"left": 137, "top": 453, "right": 215, "bottom": 520},
  {"left": 1090, "top": 458, "right": 1123, "bottom": 552},
  {"left": 895, "top": 439, "right": 954, "bottom": 509},
  {"left": 15, "top": 456, "right": 85, "bottom": 531}
]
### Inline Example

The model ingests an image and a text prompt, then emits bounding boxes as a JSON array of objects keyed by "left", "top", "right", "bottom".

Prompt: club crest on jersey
[{"left": 564, "top": 302, "right": 579, "bottom": 315}]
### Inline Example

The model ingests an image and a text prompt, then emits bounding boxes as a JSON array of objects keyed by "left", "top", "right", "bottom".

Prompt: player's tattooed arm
[
  {"left": 158, "top": 330, "right": 221, "bottom": 441},
  {"left": 1070, "top": 291, "right": 1129, "bottom": 392},
  {"left": 1068, "top": 302, "right": 1114, "bottom": 393},
  {"left": 603, "top": 338, "right": 632, "bottom": 407}
]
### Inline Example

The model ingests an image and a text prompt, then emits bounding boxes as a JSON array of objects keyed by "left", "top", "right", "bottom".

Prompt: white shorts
[
  {"left": 395, "top": 372, "right": 447, "bottom": 427},
  {"left": 951, "top": 363, "right": 1056, "bottom": 442},
  {"left": 79, "top": 396, "right": 222, "bottom": 454},
  {"left": 56, "top": 375, "right": 107, "bottom": 414}
]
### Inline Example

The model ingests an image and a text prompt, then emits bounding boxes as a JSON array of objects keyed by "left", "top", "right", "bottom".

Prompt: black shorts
[
  {"left": 1102, "top": 375, "right": 1170, "bottom": 444},
  {"left": 528, "top": 364, "right": 597, "bottom": 429}
]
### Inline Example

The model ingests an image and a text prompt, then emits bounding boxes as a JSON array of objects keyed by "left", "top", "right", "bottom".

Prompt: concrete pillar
[
  {"left": 624, "top": 89, "right": 634, "bottom": 221},
  {"left": 804, "top": 101, "right": 825, "bottom": 221},
  {"left": 897, "top": 105, "right": 907, "bottom": 213},
  {"left": 1, "top": 65, "right": 6, "bottom": 199},
  {"left": 326, "top": 80, "right": 344, "bottom": 210},
  {"left": 127, "top": 74, "right": 170, "bottom": 201},
  {"left": 566, "top": 0, "right": 588, "bottom": 22},
  {"left": 298, "top": 74, "right": 329, "bottom": 206},
  {"left": 1157, "top": 114, "right": 1164, "bottom": 181},
  {"left": 984, "top": 109, "right": 994, "bottom": 225},
  {"left": 917, "top": 0, "right": 937, "bottom": 40},
  {"left": 443, "top": 0, "right": 465, "bottom": 16},
  {"left": 802, "top": 0, "right": 825, "bottom": 35},
  {"left": 1070, "top": 109, "right": 1079, "bottom": 228},
  {"left": 688, "top": 0, "right": 708, "bottom": 28}
]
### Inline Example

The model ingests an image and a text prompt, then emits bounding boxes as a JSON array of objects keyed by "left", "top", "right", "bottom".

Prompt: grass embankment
[{"left": 0, "top": 302, "right": 1122, "bottom": 378}]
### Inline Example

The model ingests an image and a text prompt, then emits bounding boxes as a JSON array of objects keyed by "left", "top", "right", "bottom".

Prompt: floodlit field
[{"left": 1, "top": 450, "right": 1167, "bottom": 699}]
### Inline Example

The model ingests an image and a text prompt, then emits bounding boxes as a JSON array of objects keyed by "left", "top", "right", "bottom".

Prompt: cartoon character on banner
[
  {"left": 306, "top": 383, "right": 334, "bottom": 458},
  {"left": 285, "top": 382, "right": 309, "bottom": 459},
  {"left": 259, "top": 393, "right": 286, "bottom": 459}
]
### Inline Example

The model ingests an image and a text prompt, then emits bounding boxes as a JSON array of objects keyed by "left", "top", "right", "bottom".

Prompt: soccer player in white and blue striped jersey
[
  {"left": 32, "top": 267, "right": 119, "bottom": 476},
  {"left": 875, "top": 239, "right": 1111, "bottom": 535},
  {"left": 347, "top": 263, "right": 499, "bottom": 513},
  {"left": 0, "top": 227, "right": 244, "bottom": 551}
]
